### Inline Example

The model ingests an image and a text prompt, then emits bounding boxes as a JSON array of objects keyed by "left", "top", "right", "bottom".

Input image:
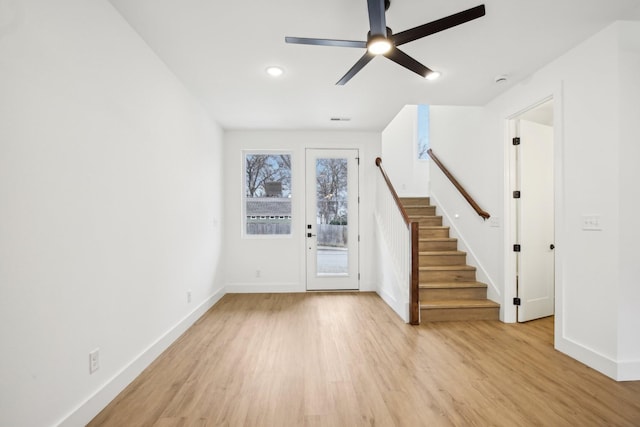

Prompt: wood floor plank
[{"left": 89, "top": 293, "right": 640, "bottom": 427}]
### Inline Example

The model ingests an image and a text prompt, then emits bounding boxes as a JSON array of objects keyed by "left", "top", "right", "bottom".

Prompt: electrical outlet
[
  {"left": 187, "top": 290, "right": 192, "bottom": 303},
  {"left": 89, "top": 348, "right": 100, "bottom": 374}
]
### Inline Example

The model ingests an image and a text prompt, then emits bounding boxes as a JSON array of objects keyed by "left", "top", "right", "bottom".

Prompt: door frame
[
  {"left": 503, "top": 88, "right": 565, "bottom": 334},
  {"left": 305, "top": 148, "right": 360, "bottom": 291},
  {"left": 512, "top": 115, "right": 555, "bottom": 321}
]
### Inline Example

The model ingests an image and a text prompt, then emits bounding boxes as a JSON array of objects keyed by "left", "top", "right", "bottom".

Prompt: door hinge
[
  {"left": 513, "top": 190, "right": 521, "bottom": 199},
  {"left": 358, "top": 273, "right": 360, "bottom": 280},
  {"left": 513, "top": 244, "right": 521, "bottom": 252},
  {"left": 513, "top": 297, "right": 521, "bottom": 306},
  {"left": 356, "top": 156, "right": 360, "bottom": 165},
  {"left": 358, "top": 235, "right": 360, "bottom": 242},
  {"left": 512, "top": 137, "right": 521, "bottom": 146}
]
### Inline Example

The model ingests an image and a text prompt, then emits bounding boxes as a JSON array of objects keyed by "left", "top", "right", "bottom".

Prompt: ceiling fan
[{"left": 285, "top": 0, "right": 486, "bottom": 85}]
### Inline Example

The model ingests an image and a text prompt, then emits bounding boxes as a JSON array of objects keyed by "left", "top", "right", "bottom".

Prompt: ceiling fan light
[
  {"left": 425, "top": 71, "right": 441, "bottom": 81},
  {"left": 367, "top": 37, "right": 392, "bottom": 55}
]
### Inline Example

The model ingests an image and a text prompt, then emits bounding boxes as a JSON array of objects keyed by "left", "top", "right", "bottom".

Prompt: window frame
[
  {"left": 242, "top": 150, "right": 293, "bottom": 239},
  {"left": 417, "top": 104, "right": 430, "bottom": 161}
]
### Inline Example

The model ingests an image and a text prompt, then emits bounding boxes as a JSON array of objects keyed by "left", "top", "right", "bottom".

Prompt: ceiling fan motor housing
[{"left": 367, "top": 27, "right": 393, "bottom": 41}]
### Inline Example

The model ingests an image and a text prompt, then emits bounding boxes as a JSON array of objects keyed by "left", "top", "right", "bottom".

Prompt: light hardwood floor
[{"left": 89, "top": 293, "right": 640, "bottom": 426}]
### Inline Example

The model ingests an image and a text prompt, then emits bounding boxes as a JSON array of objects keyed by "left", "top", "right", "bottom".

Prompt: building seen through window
[{"left": 244, "top": 153, "right": 291, "bottom": 235}]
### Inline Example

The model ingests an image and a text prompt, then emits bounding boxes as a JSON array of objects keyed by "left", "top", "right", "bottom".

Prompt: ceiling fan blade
[
  {"left": 393, "top": 4, "right": 486, "bottom": 46},
  {"left": 367, "top": 0, "right": 387, "bottom": 36},
  {"left": 285, "top": 36, "right": 367, "bottom": 49},
  {"left": 384, "top": 48, "right": 432, "bottom": 78},
  {"left": 336, "top": 52, "right": 375, "bottom": 85}
]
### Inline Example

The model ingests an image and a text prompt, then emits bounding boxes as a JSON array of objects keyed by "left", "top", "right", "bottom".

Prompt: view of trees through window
[
  {"left": 243, "top": 154, "right": 350, "bottom": 237},
  {"left": 244, "top": 153, "right": 291, "bottom": 235},
  {"left": 245, "top": 154, "right": 291, "bottom": 197},
  {"left": 417, "top": 104, "right": 430, "bottom": 160},
  {"left": 316, "top": 158, "right": 348, "bottom": 226}
]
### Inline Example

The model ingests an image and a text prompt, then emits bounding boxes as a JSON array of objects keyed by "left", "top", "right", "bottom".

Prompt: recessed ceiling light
[
  {"left": 425, "top": 71, "right": 441, "bottom": 81},
  {"left": 266, "top": 66, "right": 284, "bottom": 77}
]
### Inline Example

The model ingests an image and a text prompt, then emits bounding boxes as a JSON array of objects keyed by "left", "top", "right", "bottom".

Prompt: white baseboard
[
  {"left": 617, "top": 359, "right": 640, "bottom": 381},
  {"left": 558, "top": 328, "right": 640, "bottom": 381},
  {"left": 225, "top": 282, "right": 303, "bottom": 293},
  {"left": 58, "top": 288, "right": 226, "bottom": 427},
  {"left": 556, "top": 335, "right": 619, "bottom": 380}
]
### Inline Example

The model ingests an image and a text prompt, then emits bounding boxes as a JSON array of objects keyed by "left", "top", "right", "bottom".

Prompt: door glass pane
[{"left": 316, "top": 158, "right": 348, "bottom": 276}]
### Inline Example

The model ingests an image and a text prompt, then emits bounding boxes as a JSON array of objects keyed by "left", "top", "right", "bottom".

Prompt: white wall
[
  {"left": 0, "top": 1, "right": 225, "bottom": 425},
  {"left": 223, "top": 131, "right": 381, "bottom": 293},
  {"left": 381, "top": 105, "right": 429, "bottom": 197},
  {"left": 432, "top": 20, "right": 640, "bottom": 380},
  {"left": 428, "top": 106, "right": 504, "bottom": 305}
]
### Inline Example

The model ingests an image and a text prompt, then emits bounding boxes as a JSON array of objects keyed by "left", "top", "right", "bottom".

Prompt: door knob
[{"left": 550, "top": 244, "right": 555, "bottom": 250}]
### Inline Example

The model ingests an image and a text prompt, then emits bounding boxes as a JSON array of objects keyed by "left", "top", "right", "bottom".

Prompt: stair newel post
[{"left": 410, "top": 221, "right": 420, "bottom": 325}]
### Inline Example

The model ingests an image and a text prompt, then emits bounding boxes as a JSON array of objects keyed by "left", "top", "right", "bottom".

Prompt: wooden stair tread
[
  {"left": 419, "top": 225, "right": 449, "bottom": 230},
  {"left": 419, "top": 250, "right": 465, "bottom": 256},
  {"left": 421, "top": 299, "right": 500, "bottom": 309},
  {"left": 419, "top": 237, "right": 456, "bottom": 241},
  {"left": 420, "top": 281, "right": 487, "bottom": 289},
  {"left": 419, "top": 265, "right": 476, "bottom": 271},
  {"left": 400, "top": 197, "right": 430, "bottom": 202},
  {"left": 409, "top": 215, "right": 441, "bottom": 218}
]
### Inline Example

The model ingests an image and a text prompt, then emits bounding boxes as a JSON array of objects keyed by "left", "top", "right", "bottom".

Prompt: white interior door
[
  {"left": 517, "top": 119, "right": 555, "bottom": 322},
  {"left": 305, "top": 149, "right": 359, "bottom": 290}
]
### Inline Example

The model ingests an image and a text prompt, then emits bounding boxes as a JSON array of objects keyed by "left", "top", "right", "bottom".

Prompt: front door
[{"left": 305, "top": 149, "right": 359, "bottom": 290}]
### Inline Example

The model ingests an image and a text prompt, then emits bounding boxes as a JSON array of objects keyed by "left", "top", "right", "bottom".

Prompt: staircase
[{"left": 401, "top": 197, "right": 500, "bottom": 322}]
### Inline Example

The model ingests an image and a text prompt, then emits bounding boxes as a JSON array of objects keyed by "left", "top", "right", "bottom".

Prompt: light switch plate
[{"left": 582, "top": 215, "right": 602, "bottom": 231}]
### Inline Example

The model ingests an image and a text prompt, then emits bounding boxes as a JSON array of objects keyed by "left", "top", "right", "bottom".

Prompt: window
[
  {"left": 417, "top": 104, "right": 430, "bottom": 160},
  {"left": 244, "top": 153, "right": 292, "bottom": 236}
]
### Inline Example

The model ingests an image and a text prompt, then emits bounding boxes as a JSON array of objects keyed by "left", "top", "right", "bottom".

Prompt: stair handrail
[
  {"left": 375, "top": 157, "right": 410, "bottom": 225},
  {"left": 375, "top": 157, "right": 420, "bottom": 325},
  {"left": 427, "top": 149, "right": 491, "bottom": 220}
]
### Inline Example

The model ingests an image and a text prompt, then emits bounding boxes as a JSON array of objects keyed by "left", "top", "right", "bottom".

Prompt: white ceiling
[{"left": 108, "top": 0, "right": 640, "bottom": 131}]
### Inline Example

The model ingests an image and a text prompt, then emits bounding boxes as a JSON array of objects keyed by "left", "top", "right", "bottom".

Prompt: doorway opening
[{"left": 509, "top": 98, "right": 555, "bottom": 323}]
